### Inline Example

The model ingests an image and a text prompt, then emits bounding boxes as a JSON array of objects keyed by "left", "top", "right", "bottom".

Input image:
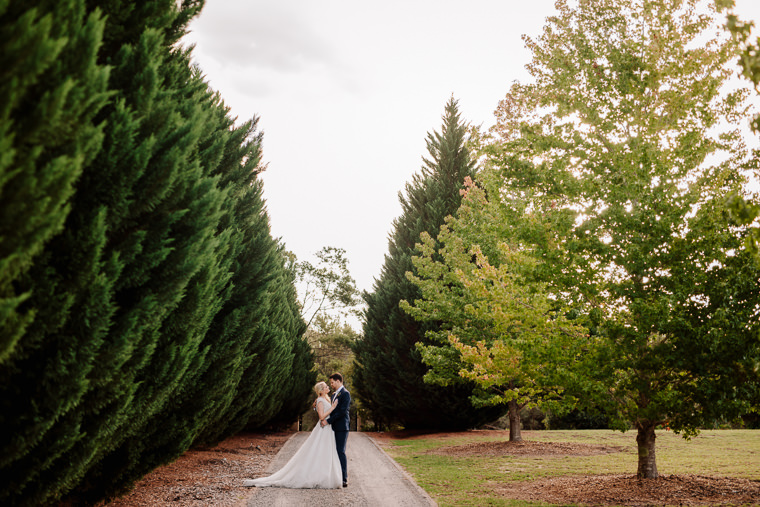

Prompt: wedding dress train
[{"left": 243, "top": 398, "right": 342, "bottom": 489}]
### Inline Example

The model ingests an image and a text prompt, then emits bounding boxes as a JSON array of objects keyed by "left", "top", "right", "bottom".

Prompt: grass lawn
[{"left": 381, "top": 429, "right": 760, "bottom": 506}]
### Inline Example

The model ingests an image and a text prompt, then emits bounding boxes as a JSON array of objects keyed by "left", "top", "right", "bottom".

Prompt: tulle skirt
[{"left": 243, "top": 422, "right": 342, "bottom": 489}]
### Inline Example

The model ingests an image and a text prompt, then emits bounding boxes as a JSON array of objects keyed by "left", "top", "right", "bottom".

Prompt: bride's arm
[{"left": 317, "top": 399, "right": 338, "bottom": 421}]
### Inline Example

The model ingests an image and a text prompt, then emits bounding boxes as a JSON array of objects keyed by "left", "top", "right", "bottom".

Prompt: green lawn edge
[{"left": 380, "top": 429, "right": 760, "bottom": 507}]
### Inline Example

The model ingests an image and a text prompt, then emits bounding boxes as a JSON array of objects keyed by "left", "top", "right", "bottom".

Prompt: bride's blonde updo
[{"left": 313, "top": 381, "right": 327, "bottom": 396}]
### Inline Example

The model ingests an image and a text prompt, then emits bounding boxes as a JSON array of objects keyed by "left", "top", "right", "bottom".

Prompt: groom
[{"left": 322, "top": 372, "right": 350, "bottom": 487}]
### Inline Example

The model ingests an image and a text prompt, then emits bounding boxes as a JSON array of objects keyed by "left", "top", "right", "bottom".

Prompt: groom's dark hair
[{"left": 329, "top": 373, "right": 343, "bottom": 383}]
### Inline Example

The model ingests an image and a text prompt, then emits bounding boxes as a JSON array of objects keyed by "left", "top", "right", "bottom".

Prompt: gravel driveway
[{"left": 245, "top": 431, "right": 437, "bottom": 506}]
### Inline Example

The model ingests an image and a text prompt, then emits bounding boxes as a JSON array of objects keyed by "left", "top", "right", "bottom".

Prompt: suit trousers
[{"left": 334, "top": 430, "right": 348, "bottom": 483}]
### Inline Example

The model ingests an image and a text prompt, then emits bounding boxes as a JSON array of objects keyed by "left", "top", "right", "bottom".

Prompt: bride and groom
[{"left": 243, "top": 373, "right": 351, "bottom": 489}]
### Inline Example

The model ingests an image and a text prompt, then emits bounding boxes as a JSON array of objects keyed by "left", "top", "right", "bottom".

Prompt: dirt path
[{"left": 245, "top": 432, "right": 436, "bottom": 506}]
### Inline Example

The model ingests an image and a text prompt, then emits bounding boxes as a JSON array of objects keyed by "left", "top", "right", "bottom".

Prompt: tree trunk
[
  {"left": 508, "top": 399, "right": 523, "bottom": 442},
  {"left": 636, "top": 421, "right": 658, "bottom": 479}
]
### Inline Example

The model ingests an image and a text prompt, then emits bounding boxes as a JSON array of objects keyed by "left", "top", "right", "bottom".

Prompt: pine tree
[
  {"left": 70, "top": 61, "right": 243, "bottom": 501},
  {"left": 73, "top": 46, "right": 314, "bottom": 499},
  {"left": 271, "top": 331, "right": 318, "bottom": 428},
  {"left": 166, "top": 113, "right": 279, "bottom": 447},
  {"left": 354, "top": 98, "right": 505, "bottom": 429}
]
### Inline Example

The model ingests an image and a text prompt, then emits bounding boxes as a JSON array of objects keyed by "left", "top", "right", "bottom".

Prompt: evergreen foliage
[
  {"left": 0, "top": 1, "right": 112, "bottom": 504},
  {"left": 0, "top": 1, "right": 314, "bottom": 505},
  {"left": 253, "top": 261, "right": 315, "bottom": 429},
  {"left": 0, "top": 0, "right": 110, "bottom": 365},
  {"left": 217, "top": 247, "right": 313, "bottom": 436},
  {"left": 354, "top": 98, "right": 506, "bottom": 429}
]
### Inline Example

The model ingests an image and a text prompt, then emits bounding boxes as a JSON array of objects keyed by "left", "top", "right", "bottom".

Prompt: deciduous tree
[
  {"left": 294, "top": 246, "right": 361, "bottom": 328},
  {"left": 488, "top": 0, "right": 760, "bottom": 478},
  {"left": 725, "top": 7, "right": 760, "bottom": 258},
  {"left": 403, "top": 175, "right": 587, "bottom": 441},
  {"left": 308, "top": 314, "right": 359, "bottom": 382}
]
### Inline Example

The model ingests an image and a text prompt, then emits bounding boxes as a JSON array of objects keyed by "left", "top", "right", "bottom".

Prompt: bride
[{"left": 243, "top": 381, "right": 342, "bottom": 489}]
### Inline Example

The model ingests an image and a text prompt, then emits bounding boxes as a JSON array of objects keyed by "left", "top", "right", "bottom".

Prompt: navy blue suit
[{"left": 327, "top": 387, "right": 350, "bottom": 483}]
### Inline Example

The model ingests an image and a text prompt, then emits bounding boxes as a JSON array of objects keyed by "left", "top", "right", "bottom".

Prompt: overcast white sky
[{"left": 183, "top": 0, "right": 760, "bottom": 302}]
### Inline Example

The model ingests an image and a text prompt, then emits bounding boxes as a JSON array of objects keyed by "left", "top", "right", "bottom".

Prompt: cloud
[
  {"left": 185, "top": 2, "right": 368, "bottom": 99},
  {"left": 188, "top": 3, "right": 337, "bottom": 71}
]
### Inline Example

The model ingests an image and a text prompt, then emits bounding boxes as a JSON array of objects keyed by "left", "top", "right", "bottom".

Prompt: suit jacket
[{"left": 327, "top": 387, "right": 351, "bottom": 431}]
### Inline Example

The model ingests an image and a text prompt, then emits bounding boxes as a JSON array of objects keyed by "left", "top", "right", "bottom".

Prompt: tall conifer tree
[
  {"left": 0, "top": 1, "right": 112, "bottom": 504},
  {"left": 354, "top": 98, "right": 505, "bottom": 429},
  {"left": 236, "top": 250, "right": 314, "bottom": 432},
  {"left": 0, "top": 1, "right": 109, "bottom": 363},
  {"left": 71, "top": 59, "right": 241, "bottom": 501},
  {"left": 1, "top": 1, "right": 318, "bottom": 504},
  {"left": 0, "top": 1, "right": 225, "bottom": 503}
]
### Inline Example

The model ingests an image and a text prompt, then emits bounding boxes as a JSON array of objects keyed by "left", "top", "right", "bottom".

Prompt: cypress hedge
[{"left": 0, "top": 1, "right": 315, "bottom": 505}]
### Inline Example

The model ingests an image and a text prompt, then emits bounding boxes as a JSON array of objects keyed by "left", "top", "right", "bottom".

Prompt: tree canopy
[
  {"left": 726, "top": 6, "right": 760, "bottom": 259},
  {"left": 402, "top": 172, "right": 588, "bottom": 441},
  {"left": 354, "top": 97, "right": 506, "bottom": 430},
  {"left": 478, "top": 0, "right": 760, "bottom": 478},
  {"left": 294, "top": 246, "right": 362, "bottom": 329}
]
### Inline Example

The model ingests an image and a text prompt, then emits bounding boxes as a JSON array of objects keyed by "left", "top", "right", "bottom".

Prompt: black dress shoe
[{"left": 342, "top": 482, "right": 348, "bottom": 488}]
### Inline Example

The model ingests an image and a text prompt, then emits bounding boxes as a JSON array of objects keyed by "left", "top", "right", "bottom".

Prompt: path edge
[
  {"left": 238, "top": 432, "right": 302, "bottom": 506},
  {"left": 363, "top": 433, "right": 438, "bottom": 506}
]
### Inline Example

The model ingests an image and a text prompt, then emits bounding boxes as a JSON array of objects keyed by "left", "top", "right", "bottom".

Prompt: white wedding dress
[{"left": 243, "top": 398, "right": 342, "bottom": 489}]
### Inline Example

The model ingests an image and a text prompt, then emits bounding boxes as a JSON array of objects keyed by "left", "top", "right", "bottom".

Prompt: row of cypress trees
[{"left": 0, "top": 1, "right": 315, "bottom": 505}]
